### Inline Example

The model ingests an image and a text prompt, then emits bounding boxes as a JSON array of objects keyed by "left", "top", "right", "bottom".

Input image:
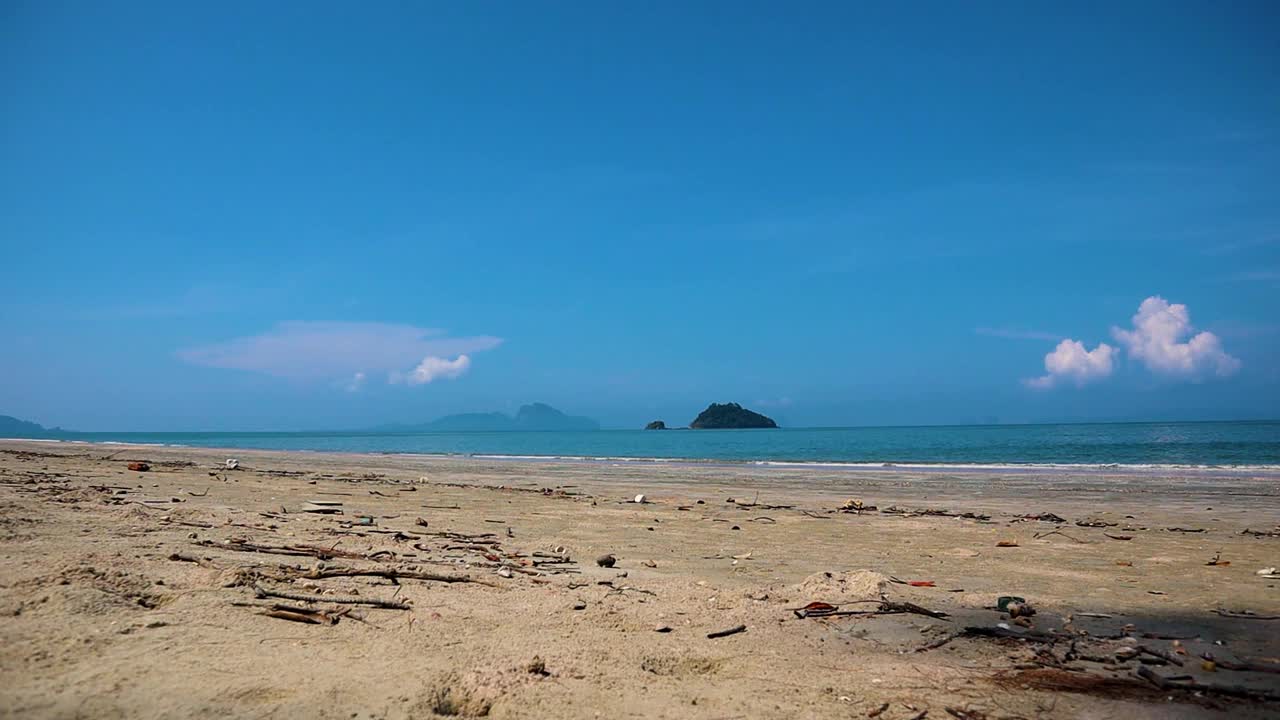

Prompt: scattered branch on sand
[
  {"left": 261, "top": 607, "right": 341, "bottom": 625},
  {"left": 162, "top": 518, "right": 214, "bottom": 529},
  {"left": 792, "top": 599, "right": 950, "bottom": 620},
  {"left": 881, "top": 506, "right": 991, "bottom": 521},
  {"left": 914, "top": 633, "right": 959, "bottom": 652},
  {"left": 1214, "top": 609, "right": 1280, "bottom": 620},
  {"left": 799, "top": 510, "right": 830, "bottom": 520},
  {"left": 1241, "top": 527, "right": 1280, "bottom": 537},
  {"left": 1135, "top": 645, "right": 1183, "bottom": 667},
  {"left": 1213, "top": 658, "right": 1280, "bottom": 675},
  {"left": 1136, "top": 664, "right": 1280, "bottom": 702},
  {"left": 1104, "top": 534, "right": 1133, "bottom": 541},
  {"left": 253, "top": 583, "right": 410, "bottom": 610},
  {"left": 300, "top": 566, "right": 497, "bottom": 586},
  {"left": 197, "top": 539, "right": 367, "bottom": 561},
  {"left": 960, "top": 626, "right": 1058, "bottom": 643},
  {"left": 1033, "top": 529, "right": 1088, "bottom": 544},
  {"left": 167, "top": 552, "right": 221, "bottom": 568},
  {"left": 706, "top": 624, "right": 747, "bottom": 639},
  {"left": 1166, "top": 527, "right": 1206, "bottom": 533}
]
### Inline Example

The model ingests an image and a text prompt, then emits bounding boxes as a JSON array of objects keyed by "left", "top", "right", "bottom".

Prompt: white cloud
[
  {"left": 179, "top": 322, "right": 502, "bottom": 381},
  {"left": 1024, "top": 339, "right": 1115, "bottom": 389},
  {"left": 344, "top": 372, "right": 366, "bottom": 393},
  {"left": 400, "top": 354, "right": 471, "bottom": 385},
  {"left": 1111, "top": 297, "right": 1240, "bottom": 378}
]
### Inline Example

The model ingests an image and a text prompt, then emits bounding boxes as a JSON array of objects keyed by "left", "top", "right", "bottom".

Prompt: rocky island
[
  {"left": 689, "top": 402, "right": 778, "bottom": 429},
  {"left": 644, "top": 420, "right": 667, "bottom": 430}
]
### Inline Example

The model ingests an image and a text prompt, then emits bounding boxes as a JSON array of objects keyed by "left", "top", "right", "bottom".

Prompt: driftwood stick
[
  {"left": 252, "top": 583, "right": 410, "bottom": 610},
  {"left": 961, "top": 626, "right": 1058, "bottom": 643},
  {"left": 260, "top": 608, "right": 332, "bottom": 624},
  {"left": 1136, "top": 644, "right": 1184, "bottom": 667},
  {"left": 167, "top": 552, "right": 221, "bottom": 569},
  {"left": 1137, "top": 664, "right": 1280, "bottom": 701},
  {"left": 302, "top": 567, "right": 497, "bottom": 586},
  {"left": 1214, "top": 609, "right": 1280, "bottom": 620},
  {"left": 706, "top": 624, "right": 747, "bottom": 639}
]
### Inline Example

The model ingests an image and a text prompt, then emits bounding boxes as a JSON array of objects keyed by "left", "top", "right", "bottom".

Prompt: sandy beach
[{"left": 1, "top": 440, "right": 1277, "bottom": 719}]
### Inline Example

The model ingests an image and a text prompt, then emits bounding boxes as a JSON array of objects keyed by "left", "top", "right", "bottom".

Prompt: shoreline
[{"left": 6, "top": 437, "right": 1280, "bottom": 478}]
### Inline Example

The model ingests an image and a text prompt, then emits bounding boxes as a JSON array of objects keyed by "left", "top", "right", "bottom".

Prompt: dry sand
[{"left": 1, "top": 440, "right": 1278, "bottom": 719}]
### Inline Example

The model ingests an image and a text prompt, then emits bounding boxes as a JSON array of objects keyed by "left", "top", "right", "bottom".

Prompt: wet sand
[{"left": 1, "top": 440, "right": 1277, "bottom": 719}]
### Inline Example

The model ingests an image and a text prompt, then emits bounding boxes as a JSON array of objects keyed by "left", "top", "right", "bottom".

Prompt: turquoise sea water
[{"left": 38, "top": 421, "right": 1280, "bottom": 469}]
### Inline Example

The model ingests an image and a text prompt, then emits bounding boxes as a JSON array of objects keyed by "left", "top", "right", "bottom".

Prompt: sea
[{"left": 30, "top": 420, "right": 1280, "bottom": 472}]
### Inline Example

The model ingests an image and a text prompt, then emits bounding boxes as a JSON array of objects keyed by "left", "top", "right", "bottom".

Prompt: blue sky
[{"left": 2, "top": 2, "right": 1278, "bottom": 430}]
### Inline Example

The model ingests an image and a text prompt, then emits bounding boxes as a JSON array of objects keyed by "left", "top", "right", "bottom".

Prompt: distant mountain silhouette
[
  {"left": 690, "top": 403, "right": 778, "bottom": 429},
  {"left": 0, "top": 415, "right": 65, "bottom": 438},
  {"left": 377, "top": 403, "right": 600, "bottom": 432}
]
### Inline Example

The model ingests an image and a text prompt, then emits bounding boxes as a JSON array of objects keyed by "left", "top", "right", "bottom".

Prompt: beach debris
[
  {"left": 790, "top": 599, "right": 950, "bottom": 620},
  {"left": 1019, "top": 513, "right": 1066, "bottom": 523},
  {"left": 1033, "top": 529, "right": 1087, "bottom": 544},
  {"left": 706, "top": 624, "right": 747, "bottom": 639},
  {"left": 995, "top": 540, "right": 1019, "bottom": 547},
  {"left": 596, "top": 554, "right": 617, "bottom": 568},
  {"left": 867, "top": 703, "right": 890, "bottom": 718},
  {"left": 633, "top": 494, "right": 647, "bottom": 504},
  {"left": 792, "top": 601, "right": 838, "bottom": 618},
  {"left": 572, "top": 601, "right": 586, "bottom": 610},
  {"left": 127, "top": 462, "right": 151, "bottom": 472},
  {"left": 303, "top": 566, "right": 493, "bottom": 585},
  {"left": 1104, "top": 533, "right": 1133, "bottom": 541},
  {"left": 1137, "top": 664, "right": 1280, "bottom": 701},
  {"left": 839, "top": 498, "right": 870, "bottom": 513},
  {"left": 260, "top": 605, "right": 340, "bottom": 625},
  {"left": 1166, "top": 527, "right": 1206, "bottom": 533},
  {"left": 641, "top": 560, "right": 657, "bottom": 568},
  {"left": 1214, "top": 608, "right": 1280, "bottom": 620},
  {"left": 908, "top": 580, "right": 936, "bottom": 587},
  {"left": 1075, "top": 518, "right": 1117, "bottom": 528},
  {"left": 415, "top": 517, "right": 429, "bottom": 528},
  {"left": 1256, "top": 567, "right": 1279, "bottom": 579},
  {"left": 253, "top": 582, "right": 410, "bottom": 610},
  {"left": 1242, "top": 527, "right": 1280, "bottom": 537},
  {"left": 302, "top": 500, "right": 344, "bottom": 514},
  {"left": 996, "top": 596, "right": 1025, "bottom": 613},
  {"left": 961, "top": 625, "right": 1057, "bottom": 643},
  {"left": 945, "top": 708, "right": 988, "bottom": 720},
  {"left": 224, "top": 458, "right": 240, "bottom": 470},
  {"left": 1205, "top": 552, "right": 1230, "bottom": 566},
  {"left": 196, "top": 538, "right": 367, "bottom": 560},
  {"left": 653, "top": 624, "right": 673, "bottom": 633},
  {"left": 882, "top": 506, "right": 990, "bottom": 521}
]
